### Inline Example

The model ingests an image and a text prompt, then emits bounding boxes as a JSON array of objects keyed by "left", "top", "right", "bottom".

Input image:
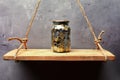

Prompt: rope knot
[{"left": 8, "top": 37, "right": 28, "bottom": 49}]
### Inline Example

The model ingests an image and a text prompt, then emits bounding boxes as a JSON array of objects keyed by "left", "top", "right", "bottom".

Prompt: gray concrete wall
[{"left": 0, "top": 0, "right": 120, "bottom": 80}]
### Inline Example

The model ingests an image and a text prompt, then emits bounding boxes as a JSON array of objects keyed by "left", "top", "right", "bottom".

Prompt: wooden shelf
[{"left": 3, "top": 49, "right": 115, "bottom": 61}]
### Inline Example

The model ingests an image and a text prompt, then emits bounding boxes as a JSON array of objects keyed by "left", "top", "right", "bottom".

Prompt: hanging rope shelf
[{"left": 3, "top": 0, "right": 115, "bottom": 61}]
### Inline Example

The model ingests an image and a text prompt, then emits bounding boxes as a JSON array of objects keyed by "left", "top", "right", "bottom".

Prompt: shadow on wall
[
  {"left": 19, "top": 61, "right": 103, "bottom": 80},
  {"left": 103, "top": 26, "right": 120, "bottom": 73},
  {"left": 108, "top": 38, "right": 120, "bottom": 77}
]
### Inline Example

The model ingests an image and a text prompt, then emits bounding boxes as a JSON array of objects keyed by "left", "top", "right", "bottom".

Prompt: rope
[
  {"left": 25, "top": 0, "right": 42, "bottom": 38},
  {"left": 97, "top": 43, "right": 107, "bottom": 60},
  {"left": 76, "top": 0, "right": 97, "bottom": 42},
  {"left": 8, "top": 0, "right": 42, "bottom": 60},
  {"left": 14, "top": 43, "right": 24, "bottom": 59},
  {"left": 76, "top": 0, "right": 107, "bottom": 61}
]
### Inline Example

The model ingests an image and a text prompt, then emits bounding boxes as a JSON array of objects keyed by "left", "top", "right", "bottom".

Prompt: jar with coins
[{"left": 51, "top": 20, "right": 71, "bottom": 53}]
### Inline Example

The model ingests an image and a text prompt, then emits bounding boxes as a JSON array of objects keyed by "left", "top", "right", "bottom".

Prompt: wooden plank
[{"left": 3, "top": 49, "right": 115, "bottom": 61}]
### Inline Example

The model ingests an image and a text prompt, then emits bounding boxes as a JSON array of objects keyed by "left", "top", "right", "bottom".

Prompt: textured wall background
[{"left": 0, "top": 0, "right": 120, "bottom": 80}]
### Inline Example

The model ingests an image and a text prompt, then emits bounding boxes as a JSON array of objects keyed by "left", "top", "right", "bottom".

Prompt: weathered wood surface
[{"left": 3, "top": 49, "right": 115, "bottom": 61}]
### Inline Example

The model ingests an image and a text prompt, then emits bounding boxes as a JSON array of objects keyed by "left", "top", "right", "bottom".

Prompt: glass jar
[{"left": 51, "top": 20, "right": 71, "bottom": 53}]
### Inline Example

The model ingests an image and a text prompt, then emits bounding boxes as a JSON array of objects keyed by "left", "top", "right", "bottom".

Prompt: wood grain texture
[{"left": 3, "top": 49, "right": 115, "bottom": 61}]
